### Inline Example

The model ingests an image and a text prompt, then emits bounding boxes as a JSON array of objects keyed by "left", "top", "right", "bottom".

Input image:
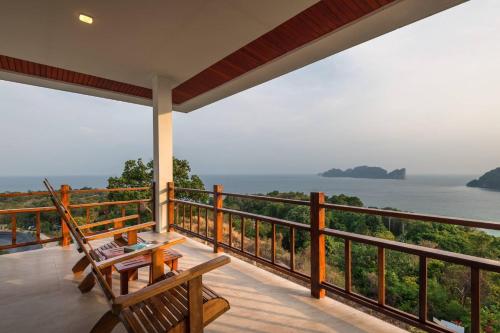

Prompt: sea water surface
[{"left": 1, "top": 174, "right": 499, "bottom": 236}]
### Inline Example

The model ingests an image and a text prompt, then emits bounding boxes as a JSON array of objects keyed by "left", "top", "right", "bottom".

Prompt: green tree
[{"left": 107, "top": 157, "right": 207, "bottom": 202}]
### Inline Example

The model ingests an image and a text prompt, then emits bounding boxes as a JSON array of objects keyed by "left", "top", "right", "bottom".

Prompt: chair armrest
[
  {"left": 96, "top": 237, "right": 186, "bottom": 269},
  {"left": 78, "top": 215, "right": 139, "bottom": 230},
  {"left": 112, "top": 255, "right": 231, "bottom": 312},
  {"left": 84, "top": 221, "right": 156, "bottom": 241}
]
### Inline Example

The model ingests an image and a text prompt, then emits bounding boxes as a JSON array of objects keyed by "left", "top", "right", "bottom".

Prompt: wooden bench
[{"left": 45, "top": 179, "right": 231, "bottom": 332}]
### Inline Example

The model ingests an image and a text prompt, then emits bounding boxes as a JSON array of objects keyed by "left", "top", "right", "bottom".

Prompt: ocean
[{"left": 1, "top": 174, "right": 499, "bottom": 236}]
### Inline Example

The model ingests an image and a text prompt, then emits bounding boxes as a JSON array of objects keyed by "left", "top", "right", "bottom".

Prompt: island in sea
[
  {"left": 319, "top": 166, "right": 406, "bottom": 180},
  {"left": 466, "top": 167, "right": 500, "bottom": 190}
]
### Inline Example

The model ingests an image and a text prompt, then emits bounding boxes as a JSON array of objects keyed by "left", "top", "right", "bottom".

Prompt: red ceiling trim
[
  {"left": 171, "top": 0, "right": 395, "bottom": 105},
  {"left": 0, "top": 54, "right": 153, "bottom": 100}
]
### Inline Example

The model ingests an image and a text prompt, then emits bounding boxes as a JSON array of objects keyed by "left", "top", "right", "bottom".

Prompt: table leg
[
  {"left": 102, "top": 266, "right": 112, "bottom": 289},
  {"left": 129, "top": 269, "right": 138, "bottom": 281},
  {"left": 171, "top": 259, "right": 178, "bottom": 271},
  {"left": 120, "top": 272, "right": 129, "bottom": 295}
]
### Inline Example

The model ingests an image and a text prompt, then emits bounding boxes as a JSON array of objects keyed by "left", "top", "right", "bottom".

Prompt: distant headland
[
  {"left": 319, "top": 166, "right": 406, "bottom": 180},
  {"left": 466, "top": 167, "right": 500, "bottom": 190}
]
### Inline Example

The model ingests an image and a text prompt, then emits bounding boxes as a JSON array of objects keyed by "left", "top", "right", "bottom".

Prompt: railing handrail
[
  {"left": 322, "top": 202, "right": 500, "bottom": 231},
  {"left": 0, "top": 206, "right": 57, "bottom": 215},
  {"left": 174, "top": 187, "right": 213, "bottom": 194},
  {"left": 221, "top": 191, "right": 310, "bottom": 206},
  {"left": 0, "top": 186, "right": 151, "bottom": 198}
]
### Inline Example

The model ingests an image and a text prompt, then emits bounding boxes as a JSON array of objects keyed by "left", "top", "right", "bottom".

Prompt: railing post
[
  {"left": 60, "top": 184, "right": 71, "bottom": 246},
  {"left": 471, "top": 267, "right": 480, "bottom": 333},
  {"left": 213, "top": 184, "right": 224, "bottom": 253},
  {"left": 167, "top": 182, "right": 175, "bottom": 232},
  {"left": 310, "top": 192, "right": 326, "bottom": 298}
]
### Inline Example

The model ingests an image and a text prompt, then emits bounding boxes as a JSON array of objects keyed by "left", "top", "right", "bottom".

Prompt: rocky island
[
  {"left": 320, "top": 166, "right": 406, "bottom": 180},
  {"left": 466, "top": 167, "right": 500, "bottom": 190}
]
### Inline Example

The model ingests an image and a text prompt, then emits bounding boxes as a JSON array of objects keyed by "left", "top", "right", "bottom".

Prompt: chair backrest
[
  {"left": 43, "top": 179, "right": 87, "bottom": 245},
  {"left": 44, "top": 179, "right": 116, "bottom": 300}
]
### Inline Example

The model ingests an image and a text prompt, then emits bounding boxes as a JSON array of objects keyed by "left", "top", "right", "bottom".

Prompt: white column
[{"left": 152, "top": 76, "right": 173, "bottom": 233}]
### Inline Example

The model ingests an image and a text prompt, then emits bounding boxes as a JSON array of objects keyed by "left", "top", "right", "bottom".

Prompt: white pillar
[{"left": 152, "top": 76, "right": 173, "bottom": 233}]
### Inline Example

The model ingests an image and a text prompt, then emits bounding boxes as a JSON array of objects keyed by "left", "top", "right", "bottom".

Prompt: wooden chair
[
  {"left": 45, "top": 179, "right": 231, "bottom": 332},
  {"left": 44, "top": 180, "right": 157, "bottom": 280}
]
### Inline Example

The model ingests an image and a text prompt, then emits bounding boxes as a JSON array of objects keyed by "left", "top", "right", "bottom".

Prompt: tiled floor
[{"left": 0, "top": 231, "right": 407, "bottom": 332}]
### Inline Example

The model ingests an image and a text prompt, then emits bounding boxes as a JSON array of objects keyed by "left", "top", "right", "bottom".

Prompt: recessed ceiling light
[{"left": 79, "top": 14, "right": 93, "bottom": 24}]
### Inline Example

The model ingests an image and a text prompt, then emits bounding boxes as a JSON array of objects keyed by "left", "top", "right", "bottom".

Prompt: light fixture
[{"left": 79, "top": 14, "right": 93, "bottom": 24}]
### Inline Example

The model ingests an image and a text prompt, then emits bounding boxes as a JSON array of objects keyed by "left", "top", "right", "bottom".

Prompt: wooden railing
[
  {"left": 0, "top": 185, "right": 153, "bottom": 251},
  {"left": 168, "top": 182, "right": 500, "bottom": 333}
]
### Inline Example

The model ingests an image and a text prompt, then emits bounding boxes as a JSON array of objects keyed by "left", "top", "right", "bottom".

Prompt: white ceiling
[
  {"left": 0, "top": 0, "right": 316, "bottom": 88},
  {"left": 0, "top": 0, "right": 467, "bottom": 112}
]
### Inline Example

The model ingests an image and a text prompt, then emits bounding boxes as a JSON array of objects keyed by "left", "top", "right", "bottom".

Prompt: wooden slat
[
  {"left": 419, "top": 255, "right": 427, "bottom": 322},
  {"left": 78, "top": 215, "right": 139, "bottom": 230},
  {"left": 182, "top": 205, "right": 186, "bottom": 229},
  {"left": 36, "top": 212, "right": 41, "bottom": 242},
  {"left": 11, "top": 214, "right": 16, "bottom": 245},
  {"left": 228, "top": 213, "right": 232, "bottom": 247},
  {"left": 290, "top": 227, "right": 295, "bottom": 272},
  {"left": 255, "top": 220, "right": 260, "bottom": 257},
  {"left": 205, "top": 208, "right": 209, "bottom": 237},
  {"left": 271, "top": 223, "right": 276, "bottom": 264},
  {"left": 84, "top": 221, "right": 156, "bottom": 241},
  {"left": 378, "top": 246, "right": 385, "bottom": 305},
  {"left": 189, "top": 205, "right": 193, "bottom": 231},
  {"left": 137, "top": 203, "right": 141, "bottom": 223},
  {"left": 197, "top": 206, "right": 201, "bottom": 234},
  {"left": 345, "top": 239, "right": 352, "bottom": 292},
  {"left": 471, "top": 267, "right": 480, "bottom": 333},
  {"left": 241, "top": 217, "right": 245, "bottom": 252}
]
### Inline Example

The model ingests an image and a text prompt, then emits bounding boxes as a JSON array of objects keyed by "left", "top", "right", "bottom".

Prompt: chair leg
[
  {"left": 90, "top": 310, "right": 120, "bottom": 333},
  {"left": 79, "top": 272, "right": 96, "bottom": 293},
  {"left": 72, "top": 255, "right": 90, "bottom": 274}
]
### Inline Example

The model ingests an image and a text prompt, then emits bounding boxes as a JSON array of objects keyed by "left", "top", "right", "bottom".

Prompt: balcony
[
  {"left": 0, "top": 230, "right": 408, "bottom": 333},
  {"left": 0, "top": 184, "right": 498, "bottom": 333},
  {"left": 0, "top": 2, "right": 492, "bottom": 332}
]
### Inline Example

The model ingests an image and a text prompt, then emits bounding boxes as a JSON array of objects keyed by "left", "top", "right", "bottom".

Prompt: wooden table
[{"left": 103, "top": 247, "right": 182, "bottom": 295}]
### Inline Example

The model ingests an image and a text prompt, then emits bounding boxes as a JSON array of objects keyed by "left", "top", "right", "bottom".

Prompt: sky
[{"left": 1, "top": 0, "right": 499, "bottom": 177}]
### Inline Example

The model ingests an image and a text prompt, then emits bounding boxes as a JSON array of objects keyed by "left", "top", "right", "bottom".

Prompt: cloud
[{"left": 1, "top": 0, "right": 500, "bottom": 176}]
